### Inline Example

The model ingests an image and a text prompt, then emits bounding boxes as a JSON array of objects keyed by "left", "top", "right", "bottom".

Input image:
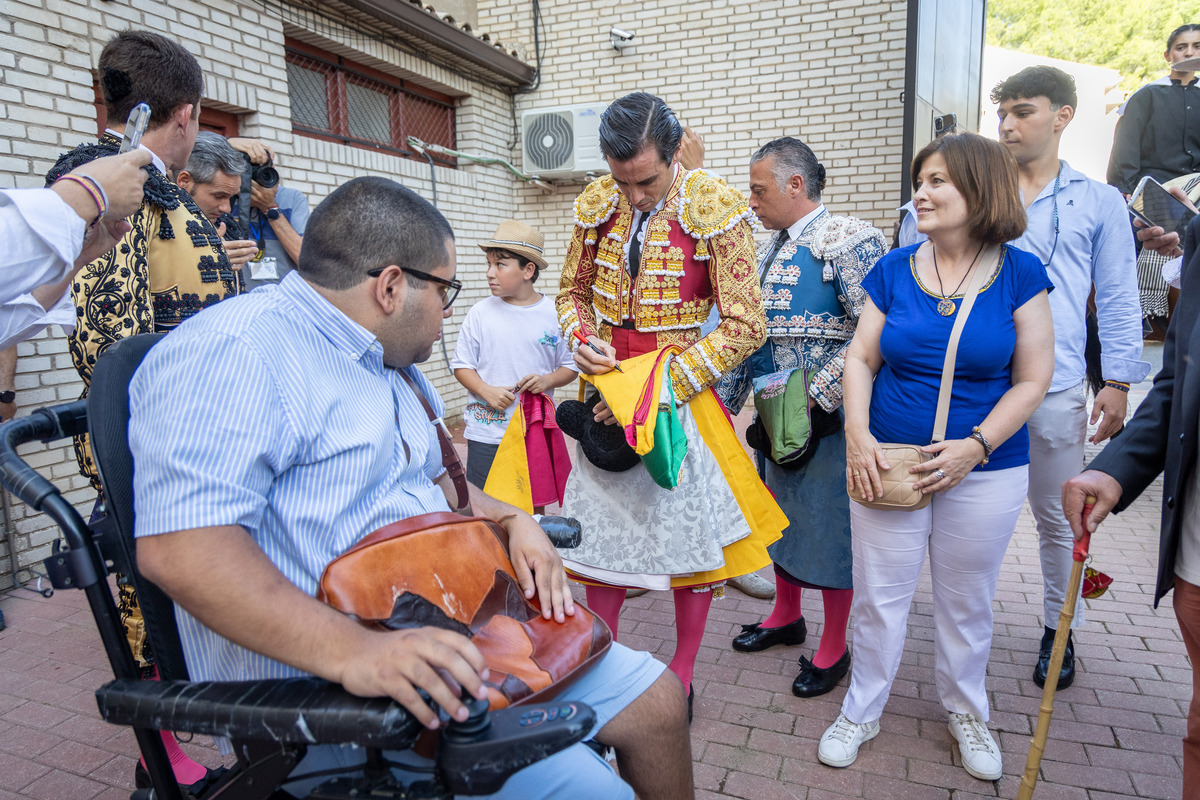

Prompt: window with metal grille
[{"left": 284, "top": 39, "right": 456, "bottom": 167}]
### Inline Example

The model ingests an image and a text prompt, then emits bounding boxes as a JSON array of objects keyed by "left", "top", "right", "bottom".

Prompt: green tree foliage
[{"left": 988, "top": 0, "right": 1200, "bottom": 92}]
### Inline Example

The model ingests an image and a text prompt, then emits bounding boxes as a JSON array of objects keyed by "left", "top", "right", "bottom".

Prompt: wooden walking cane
[{"left": 1017, "top": 495, "right": 1096, "bottom": 799}]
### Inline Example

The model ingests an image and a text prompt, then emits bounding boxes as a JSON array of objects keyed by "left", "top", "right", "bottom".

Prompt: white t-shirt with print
[{"left": 450, "top": 294, "right": 577, "bottom": 444}]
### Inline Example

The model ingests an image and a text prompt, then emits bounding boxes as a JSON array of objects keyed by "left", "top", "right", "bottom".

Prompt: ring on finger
[{"left": 934, "top": 468, "right": 946, "bottom": 480}]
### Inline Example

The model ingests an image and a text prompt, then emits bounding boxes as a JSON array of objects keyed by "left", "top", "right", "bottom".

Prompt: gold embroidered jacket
[
  {"left": 557, "top": 168, "right": 766, "bottom": 404},
  {"left": 48, "top": 137, "right": 239, "bottom": 486}
]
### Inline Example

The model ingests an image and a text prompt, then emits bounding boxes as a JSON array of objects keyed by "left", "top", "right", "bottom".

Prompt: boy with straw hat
[{"left": 452, "top": 220, "right": 578, "bottom": 504}]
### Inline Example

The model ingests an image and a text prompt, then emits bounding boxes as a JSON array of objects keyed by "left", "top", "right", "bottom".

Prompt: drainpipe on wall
[{"left": 900, "top": 0, "right": 920, "bottom": 207}]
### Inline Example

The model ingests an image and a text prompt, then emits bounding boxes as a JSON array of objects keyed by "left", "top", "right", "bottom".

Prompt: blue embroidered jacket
[{"left": 719, "top": 210, "right": 886, "bottom": 412}]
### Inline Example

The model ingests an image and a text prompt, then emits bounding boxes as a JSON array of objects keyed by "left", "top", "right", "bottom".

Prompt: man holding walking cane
[{"left": 1063, "top": 202, "right": 1200, "bottom": 798}]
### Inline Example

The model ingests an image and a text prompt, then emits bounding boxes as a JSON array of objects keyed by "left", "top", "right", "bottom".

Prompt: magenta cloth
[{"left": 521, "top": 392, "right": 572, "bottom": 507}]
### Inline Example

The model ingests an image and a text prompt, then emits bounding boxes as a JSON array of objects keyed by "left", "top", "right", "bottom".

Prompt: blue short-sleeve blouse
[{"left": 861, "top": 243, "right": 1054, "bottom": 470}]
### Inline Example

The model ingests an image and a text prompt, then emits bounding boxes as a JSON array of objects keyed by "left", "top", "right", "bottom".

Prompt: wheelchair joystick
[
  {"left": 443, "top": 691, "right": 491, "bottom": 740},
  {"left": 437, "top": 695, "right": 596, "bottom": 796}
]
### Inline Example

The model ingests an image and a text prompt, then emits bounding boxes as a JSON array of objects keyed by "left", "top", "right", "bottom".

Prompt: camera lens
[{"left": 253, "top": 164, "right": 280, "bottom": 189}]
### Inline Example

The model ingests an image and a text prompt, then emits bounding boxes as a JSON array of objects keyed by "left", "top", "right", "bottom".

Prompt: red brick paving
[{"left": 0, "top": 369, "right": 1188, "bottom": 798}]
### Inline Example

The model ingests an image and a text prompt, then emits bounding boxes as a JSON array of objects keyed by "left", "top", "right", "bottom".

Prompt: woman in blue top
[{"left": 817, "top": 133, "right": 1055, "bottom": 782}]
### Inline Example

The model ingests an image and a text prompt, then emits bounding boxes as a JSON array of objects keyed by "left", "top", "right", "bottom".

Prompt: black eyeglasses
[{"left": 368, "top": 266, "right": 462, "bottom": 309}]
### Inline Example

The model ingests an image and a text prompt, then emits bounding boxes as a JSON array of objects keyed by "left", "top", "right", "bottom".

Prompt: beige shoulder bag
[{"left": 850, "top": 245, "right": 1000, "bottom": 511}]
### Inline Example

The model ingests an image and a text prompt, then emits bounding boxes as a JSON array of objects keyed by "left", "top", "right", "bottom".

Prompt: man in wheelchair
[{"left": 127, "top": 176, "right": 693, "bottom": 799}]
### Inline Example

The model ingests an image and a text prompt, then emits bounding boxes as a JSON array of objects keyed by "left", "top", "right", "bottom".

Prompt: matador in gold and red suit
[
  {"left": 558, "top": 166, "right": 767, "bottom": 405},
  {"left": 556, "top": 161, "right": 785, "bottom": 711}
]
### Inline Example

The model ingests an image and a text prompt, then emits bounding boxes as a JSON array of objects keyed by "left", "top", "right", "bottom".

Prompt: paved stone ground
[{"left": 0, "top": 344, "right": 1186, "bottom": 798}]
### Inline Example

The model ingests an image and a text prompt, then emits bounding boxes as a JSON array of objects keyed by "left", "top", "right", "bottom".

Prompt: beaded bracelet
[
  {"left": 57, "top": 174, "right": 107, "bottom": 223},
  {"left": 1103, "top": 380, "right": 1130, "bottom": 393},
  {"left": 77, "top": 174, "right": 109, "bottom": 217},
  {"left": 56, "top": 174, "right": 107, "bottom": 225},
  {"left": 970, "top": 426, "right": 993, "bottom": 465}
]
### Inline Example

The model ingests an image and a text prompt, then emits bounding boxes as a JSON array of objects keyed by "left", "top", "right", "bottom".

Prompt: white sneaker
[
  {"left": 818, "top": 713, "right": 880, "bottom": 767},
  {"left": 727, "top": 571, "right": 776, "bottom": 599},
  {"left": 948, "top": 712, "right": 1002, "bottom": 781}
]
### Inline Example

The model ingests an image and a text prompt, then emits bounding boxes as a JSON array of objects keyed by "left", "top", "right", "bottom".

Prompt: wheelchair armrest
[
  {"left": 95, "top": 677, "right": 423, "bottom": 750},
  {"left": 98, "top": 677, "right": 599, "bottom": 796}
]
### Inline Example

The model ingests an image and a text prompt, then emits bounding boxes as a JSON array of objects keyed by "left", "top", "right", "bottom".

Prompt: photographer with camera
[
  {"left": 176, "top": 131, "right": 258, "bottom": 275},
  {"left": 228, "top": 137, "right": 308, "bottom": 289}
]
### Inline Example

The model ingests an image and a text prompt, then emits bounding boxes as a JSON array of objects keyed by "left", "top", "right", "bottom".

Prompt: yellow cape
[
  {"left": 584, "top": 348, "right": 676, "bottom": 456},
  {"left": 484, "top": 400, "right": 533, "bottom": 513},
  {"left": 580, "top": 351, "right": 786, "bottom": 587}
]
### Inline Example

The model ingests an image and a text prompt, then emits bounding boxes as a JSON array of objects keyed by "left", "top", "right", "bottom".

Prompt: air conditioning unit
[{"left": 521, "top": 103, "right": 608, "bottom": 178}]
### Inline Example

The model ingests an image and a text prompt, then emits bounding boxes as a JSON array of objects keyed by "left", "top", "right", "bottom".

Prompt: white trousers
[
  {"left": 841, "top": 466, "right": 1028, "bottom": 724},
  {"left": 1026, "top": 381, "right": 1088, "bottom": 629}
]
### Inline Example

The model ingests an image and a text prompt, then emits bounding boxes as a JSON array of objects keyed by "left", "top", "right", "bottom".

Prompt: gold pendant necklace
[{"left": 932, "top": 242, "right": 985, "bottom": 317}]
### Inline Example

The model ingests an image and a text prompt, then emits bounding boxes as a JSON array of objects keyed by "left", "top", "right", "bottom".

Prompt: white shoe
[
  {"left": 728, "top": 571, "right": 776, "bottom": 599},
  {"left": 818, "top": 713, "right": 879, "bottom": 768},
  {"left": 948, "top": 712, "right": 1002, "bottom": 781}
]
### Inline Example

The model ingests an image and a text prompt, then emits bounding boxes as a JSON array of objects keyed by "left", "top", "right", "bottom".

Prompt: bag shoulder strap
[
  {"left": 396, "top": 368, "right": 471, "bottom": 512},
  {"left": 931, "top": 244, "right": 1002, "bottom": 443}
]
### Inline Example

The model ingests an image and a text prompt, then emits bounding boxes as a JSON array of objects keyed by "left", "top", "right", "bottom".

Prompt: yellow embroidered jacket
[{"left": 557, "top": 168, "right": 766, "bottom": 404}]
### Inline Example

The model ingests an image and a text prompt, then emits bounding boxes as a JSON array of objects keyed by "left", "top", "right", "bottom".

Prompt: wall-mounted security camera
[{"left": 610, "top": 27, "right": 635, "bottom": 52}]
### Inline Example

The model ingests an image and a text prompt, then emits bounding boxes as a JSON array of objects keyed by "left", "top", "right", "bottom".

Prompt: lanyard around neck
[{"left": 1040, "top": 163, "right": 1064, "bottom": 269}]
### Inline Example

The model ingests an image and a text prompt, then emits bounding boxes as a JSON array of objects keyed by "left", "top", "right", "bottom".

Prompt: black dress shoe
[
  {"left": 1032, "top": 625, "right": 1075, "bottom": 689},
  {"left": 135, "top": 763, "right": 229, "bottom": 798},
  {"left": 687, "top": 685, "right": 694, "bottom": 724},
  {"left": 731, "top": 616, "right": 806, "bottom": 652},
  {"left": 791, "top": 649, "right": 851, "bottom": 698}
]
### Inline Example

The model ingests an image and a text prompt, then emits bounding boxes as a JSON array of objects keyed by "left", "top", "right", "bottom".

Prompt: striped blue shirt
[{"left": 129, "top": 271, "right": 449, "bottom": 682}]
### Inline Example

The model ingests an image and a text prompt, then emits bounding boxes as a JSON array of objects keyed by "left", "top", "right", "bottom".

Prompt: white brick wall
[
  {"left": 0, "top": 0, "right": 520, "bottom": 581},
  {"left": 480, "top": 0, "right": 909, "bottom": 317},
  {"left": 0, "top": 0, "right": 908, "bottom": 584}
]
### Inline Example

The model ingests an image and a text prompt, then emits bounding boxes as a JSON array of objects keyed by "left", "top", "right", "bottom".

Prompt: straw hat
[{"left": 478, "top": 219, "right": 548, "bottom": 270}]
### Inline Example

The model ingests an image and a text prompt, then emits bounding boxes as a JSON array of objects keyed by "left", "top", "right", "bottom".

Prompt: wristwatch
[
  {"left": 0, "top": 391, "right": 15, "bottom": 404},
  {"left": 266, "top": 206, "right": 281, "bottom": 221}
]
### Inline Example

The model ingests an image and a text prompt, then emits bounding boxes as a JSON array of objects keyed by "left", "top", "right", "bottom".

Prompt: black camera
[
  {"left": 244, "top": 153, "right": 279, "bottom": 189},
  {"left": 233, "top": 151, "right": 281, "bottom": 234}
]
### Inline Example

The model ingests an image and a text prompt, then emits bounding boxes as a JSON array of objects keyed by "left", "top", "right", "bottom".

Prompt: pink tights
[
  {"left": 141, "top": 667, "right": 209, "bottom": 784},
  {"left": 668, "top": 586, "right": 713, "bottom": 692},
  {"left": 584, "top": 584, "right": 628, "bottom": 638},
  {"left": 585, "top": 584, "right": 714, "bottom": 692}
]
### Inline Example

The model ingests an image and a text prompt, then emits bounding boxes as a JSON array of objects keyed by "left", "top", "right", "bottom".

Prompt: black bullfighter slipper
[
  {"left": 792, "top": 649, "right": 851, "bottom": 698},
  {"left": 731, "top": 616, "right": 807, "bottom": 652}
]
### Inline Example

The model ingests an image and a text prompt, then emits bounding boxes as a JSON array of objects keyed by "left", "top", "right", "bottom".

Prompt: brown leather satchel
[{"left": 317, "top": 511, "right": 612, "bottom": 710}]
